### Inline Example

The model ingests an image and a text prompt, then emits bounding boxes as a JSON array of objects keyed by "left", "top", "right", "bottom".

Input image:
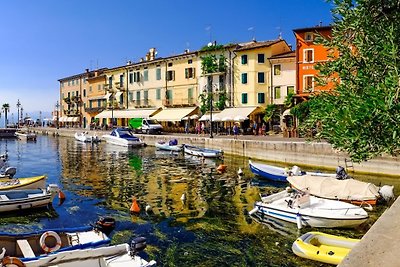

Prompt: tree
[
  {"left": 2, "top": 103, "right": 10, "bottom": 127},
  {"left": 263, "top": 104, "right": 279, "bottom": 131},
  {"left": 300, "top": 0, "right": 400, "bottom": 162}
]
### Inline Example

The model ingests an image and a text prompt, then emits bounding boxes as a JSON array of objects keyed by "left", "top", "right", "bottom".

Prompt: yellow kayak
[
  {"left": 0, "top": 175, "right": 47, "bottom": 190},
  {"left": 292, "top": 231, "right": 360, "bottom": 265}
]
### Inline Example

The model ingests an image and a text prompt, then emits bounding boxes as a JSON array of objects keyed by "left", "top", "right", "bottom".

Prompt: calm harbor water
[{"left": 0, "top": 135, "right": 399, "bottom": 267}]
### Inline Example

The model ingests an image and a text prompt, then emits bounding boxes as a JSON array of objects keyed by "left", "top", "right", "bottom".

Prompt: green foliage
[
  {"left": 201, "top": 54, "right": 227, "bottom": 75},
  {"left": 200, "top": 44, "right": 224, "bottom": 52},
  {"left": 198, "top": 93, "right": 210, "bottom": 114},
  {"left": 215, "top": 90, "right": 227, "bottom": 110},
  {"left": 283, "top": 92, "right": 296, "bottom": 109},
  {"left": 301, "top": 0, "right": 400, "bottom": 162},
  {"left": 263, "top": 104, "right": 279, "bottom": 123}
]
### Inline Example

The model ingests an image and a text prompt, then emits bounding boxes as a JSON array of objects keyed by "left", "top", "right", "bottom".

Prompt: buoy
[
  {"left": 180, "top": 193, "right": 186, "bottom": 202},
  {"left": 58, "top": 190, "right": 66, "bottom": 200},
  {"left": 296, "top": 213, "right": 302, "bottom": 229},
  {"left": 130, "top": 197, "right": 141, "bottom": 213},
  {"left": 237, "top": 168, "right": 244, "bottom": 176},
  {"left": 145, "top": 204, "right": 152, "bottom": 213},
  {"left": 216, "top": 164, "right": 227, "bottom": 173}
]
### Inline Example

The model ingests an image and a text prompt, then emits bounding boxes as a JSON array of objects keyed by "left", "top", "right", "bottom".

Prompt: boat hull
[
  {"left": 15, "top": 132, "right": 37, "bottom": 141},
  {"left": 183, "top": 145, "right": 223, "bottom": 158},
  {"left": 249, "top": 160, "right": 287, "bottom": 182},
  {"left": 155, "top": 142, "right": 183, "bottom": 152},
  {"left": 292, "top": 231, "right": 360, "bottom": 265},
  {"left": 75, "top": 133, "right": 100, "bottom": 143},
  {"left": 0, "top": 175, "right": 46, "bottom": 190},
  {"left": 102, "top": 135, "right": 144, "bottom": 147}
]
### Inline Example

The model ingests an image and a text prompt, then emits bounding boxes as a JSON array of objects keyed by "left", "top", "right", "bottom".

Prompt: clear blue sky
[{"left": 0, "top": 0, "right": 333, "bottom": 118}]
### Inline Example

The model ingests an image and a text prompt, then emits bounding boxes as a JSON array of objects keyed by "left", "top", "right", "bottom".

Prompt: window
[
  {"left": 258, "top": 54, "right": 265, "bottom": 63},
  {"left": 136, "top": 91, "right": 141, "bottom": 106},
  {"left": 108, "top": 76, "right": 113, "bottom": 87},
  {"left": 89, "top": 86, "right": 92, "bottom": 92},
  {"left": 257, "top": 93, "right": 265, "bottom": 104},
  {"left": 167, "top": 70, "right": 175, "bottom": 81},
  {"left": 241, "top": 93, "right": 248, "bottom": 104},
  {"left": 274, "top": 86, "right": 281, "bottom": 99},
  {"left": 156, "top": 68, "right": 161, "bottom": 80},
  {"left": 287, "top": 86, "right": 295, "bottom": 95},
  {"left": 241, "top": 55, "right": 248, "bottom": 64},
  {"left": 143, "top": 70, "right": 148, "bottom": 81},
  {"left": 188, "top": 88, "right": 193, "bottom": 104},
  {"left": 97, "top": 84, "right": 101, "bottom": 91},
  {"left": 129, "top": 72, "right": 133, "bottom": 84},
  {"left": 134, "top": 72, "right": 141, "bottom": 82},
  {"left": 68, "top": 81, "right": 70, "bottom": 86},
  {"left": 166, "top": 90, "right": 173, "bottom": 101},
  {"left": 72, "top": 80, "right": 74, "bottom": 86},
  {"left": 144, "top": 90, "right": 149, "bottom": 105},
  {"left": 304, "top": 49, "right": 314, "bottom": 63},
  {"left": 258, "top": 72, "right": 265, "bottom": 83},
  {"left": 185, "top": 68, "right": 195, "bottom": 79},
  {"left": 168, "top": 62, "right": 173, "bottom": 67},
  {"left": 188, "top": 59, "right": 192, "bottom": 64},
  {"left": 305, "top": 32, "right": 314, "bottom": 42},
  {"left": 83, "top": 89, "right": 86, "bottom": 97},
  {"left": 119, "top": 74, "right": 124, "bottom": 85},
  {"left": 156, "top": 88, "right": 161, "bottom": 100},
  {"left": 241, "top": 73, "right": 248, "bottom": 84},
  {"left": 304, "top": 76, "right": 314, "bottom": 92},
  {"left": 128, "top": 92, "right": 134, "bottom": 102},
  {"left": 273, "top": 64, "right": 281, "bottom": 75},
  {"left": 83, "top": 78, "right": 86, "bottom": 84}
]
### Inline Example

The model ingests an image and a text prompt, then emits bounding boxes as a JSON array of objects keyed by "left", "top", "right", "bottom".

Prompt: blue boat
[{"left": 248, "top": 160, "right": 288, "bottom": 182}]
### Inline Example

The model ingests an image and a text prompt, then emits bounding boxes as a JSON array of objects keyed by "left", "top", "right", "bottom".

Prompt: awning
[
  {"left": 59, "top": 116, "right": 67, "bottom": 122},
  {"left": 283, "top": 109, "right": 292, "bottom": 116},
  {"left": 199, "top": 112, "right": 221, "bottom": 122},
  {"left": 217, "top": 107, "right": 263, "bottom": 121},
  {"left": 105, "top": 93, "right": 112, "bottom": 100},
  {"left": 88, "top": 95, "right": 107, "bottom": 101},
  {"left": 152, "top": 107, "right": 199, "bottom": 122},
  {"left": 115, "top": 92, "right": 123, "bottom": 99},
  {"left": 95, "top": 108, "right": 160, "bottom": 119},
  {"left": 66, "top": 117, "right": 79, "bottom": 122}
]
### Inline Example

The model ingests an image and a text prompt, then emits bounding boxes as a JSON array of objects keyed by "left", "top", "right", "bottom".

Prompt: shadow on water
[{"left": 0, "top": 135, "right": 398, "bottom": 266}]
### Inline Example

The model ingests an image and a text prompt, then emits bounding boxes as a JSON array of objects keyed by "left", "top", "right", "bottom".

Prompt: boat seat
[{"left": 17, "top": 239, "right": 35, "bottom": 258}]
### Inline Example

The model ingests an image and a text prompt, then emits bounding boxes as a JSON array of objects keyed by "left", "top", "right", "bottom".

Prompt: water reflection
[{"left": 0, "top": 136, "right": 398, "bottom": 266}]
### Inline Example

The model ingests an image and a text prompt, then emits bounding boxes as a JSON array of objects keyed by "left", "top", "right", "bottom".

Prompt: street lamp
[
  {"left": 55, "top": 101, "right": 60, "bottom": 129},
  {"left": 16, "top": 99, "right": 21, "bottom": 129}
]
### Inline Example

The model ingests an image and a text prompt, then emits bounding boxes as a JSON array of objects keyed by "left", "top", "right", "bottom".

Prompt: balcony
[
  {"left": 85, "top": 107, "right": 105, "bottom": 113},
  {"left": 162, "top": 98, "right": 196, "bottom": 107}
]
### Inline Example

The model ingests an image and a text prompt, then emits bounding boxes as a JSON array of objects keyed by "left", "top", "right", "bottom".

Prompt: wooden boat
[
  {"left": 248, "top": 160, "right": 337, "bottom": 182},
  {"left": 0, "top": 225, "right": 111, "bottom": 266},
  {"left": 249, "top": 189, "right": 368, "bottom": 228},
  {"left": 0, "top": 184, "right": 59, "bottom": 213},
  {"left": 22, "top": 237, "right": 156, "bottom": 267},
  {"left": 15, "top": 131, "right": 37, "bottom": 141},
  {"left": 183, "top": 145, "right": 223, "bottom": 158},
  {"left": 102, "top": 128, "right": 145, "bottom": 147},
  {"left": 292, "top": 231, "right": 360, "bottom": 265},
  {"left": 0, "top": 175, "right": 46, "bottom": 190},
  {"left": 155, "top": 139, "right": 183, "bottom": 152},
  {"left": 75, "top": 132, "right": 101, "bottom": 143},
  {"left": 287, "top": 175, "right": 383, "bottom": 205}
]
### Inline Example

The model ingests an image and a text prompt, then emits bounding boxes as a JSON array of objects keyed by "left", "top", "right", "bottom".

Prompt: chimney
[
  {"left": 126, "top": 60, "right": 132, "bottom": 65},
  {"left": 145, "top": 52, "right": 150, "bottom": 61},
  {"left": 149, "top": 48, "right": 156, "bottom": 60},
  {"left": 140, "top": 58, "right": 144, "bottom": 62},
  {"left": 184, "top": 49, "right": 190, "bottom": 54},
  {"left": 85, "top": 68, "right": 89, "bottom": 73}
]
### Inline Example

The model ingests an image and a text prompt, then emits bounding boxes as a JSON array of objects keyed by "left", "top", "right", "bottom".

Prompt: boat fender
[
  {"left": 2, "top": 256, "right": 26, "bottom": 267},
  {"left": 40, "top": 231, "right": 62, "bottom": 253},
  {"left": 296, "top": 213, "right": 302, "bottom": 229}
]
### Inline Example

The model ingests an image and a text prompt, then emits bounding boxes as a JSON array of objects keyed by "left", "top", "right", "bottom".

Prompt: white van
[{"left": 141, "top": 119, "right": 163, "bottom": 134}]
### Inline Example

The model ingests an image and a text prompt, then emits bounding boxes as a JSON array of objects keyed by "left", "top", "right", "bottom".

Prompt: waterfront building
[
  {"left": 293, "top": 25, "right": 334, "bottom": 99},
  {"left": 85, "top": 69, "right": 108, "bottom": 128}
]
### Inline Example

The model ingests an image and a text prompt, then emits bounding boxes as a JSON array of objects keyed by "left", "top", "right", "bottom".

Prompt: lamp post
[
  {"left": 16, "top": 99, "right": 21, "bottom": 129},
  {"left": 55, "top": 101, "right": 60, "bottom": 129}
]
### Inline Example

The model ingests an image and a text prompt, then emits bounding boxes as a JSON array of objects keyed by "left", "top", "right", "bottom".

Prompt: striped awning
[{"left": 151, "top": 107, "right": 199, "bottom": 122}]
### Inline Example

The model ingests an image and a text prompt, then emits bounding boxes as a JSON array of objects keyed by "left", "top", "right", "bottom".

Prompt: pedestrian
[
  {"left": 195, "top": 121, "right": 200, "bottom": 135},
  {"left": 233, "top": 123, "right": 239, "bottom": 139},
  {"left": 261, "top": 123, "right": 266, "bottom": 135},
  {"left": 185, "top": 121, "right": 189, "bottom": 134},
  {"left": 201, "top": 122, "right": 205, "bottom": 136},
  {"left": 253, "top": 121, "right": 258, "bottom": 135}
]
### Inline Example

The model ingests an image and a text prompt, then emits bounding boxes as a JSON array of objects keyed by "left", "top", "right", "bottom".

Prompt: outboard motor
[
  {"left": 130, "top": 237, "right": 147, "bottom": 256},
  {"left": 291, "top": 166, "right": 302, "bottom": 176},
  {"left": 95, "top": 216, "right": 116, "bottom": 235},
  {"left": 336, "top": 166, "right": 350, "bottom": 180},
  {"left": 0, "top": 166, "right": 17, "bottom": 178},
  {"left": 379, "top": 185, "right": 395, "bottom": 202},
  {"left": 169, "top": 139, "right": 178, "bottom": 146}
]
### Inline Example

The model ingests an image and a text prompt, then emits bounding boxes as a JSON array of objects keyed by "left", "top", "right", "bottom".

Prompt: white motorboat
[
  {"left": 75, "top": 132, "right": 101, "bottom": 143},
  {"left": 183, "top": 144, "right": 223, "bottom": 158},
  {"left": 155, "top": 139, "right": 183, "bottom": 152},
  {"left": 102, "top": 128, "right": 145, "bottom": 147},
  {"left": 0, "top": 184, "right": 60, "bottom": 213},
  {"left": 15, "top": 130, "right": 37, "bottom": 141},
  {"left": 24, "top": 237, "right": 156, "bottom": 267},
  {"left": 250, "top": 189, "right": 368, "bottom": 229}
]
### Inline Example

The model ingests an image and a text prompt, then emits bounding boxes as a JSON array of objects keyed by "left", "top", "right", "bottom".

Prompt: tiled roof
[
  {"left": 293, "top": 25, "right": 332, "bottom": 33},
  {"left": 234, "top": 40, "right": 282, "bottom": 51},
  {"left": 269, "top": 51, "right": 295, "bottom": 59}
]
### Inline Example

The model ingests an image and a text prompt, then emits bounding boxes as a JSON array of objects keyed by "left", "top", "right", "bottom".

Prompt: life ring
[
  {"left": 40, "top": 231, "right": 62, "bottom": 253},
  {"left": 2, "top": 256, "right": 26, "bottom": 267}
]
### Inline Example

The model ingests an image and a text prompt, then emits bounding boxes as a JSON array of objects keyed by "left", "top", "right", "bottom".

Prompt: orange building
[{"left": 293, "top": 25, "right": 334, "bottom": 98}]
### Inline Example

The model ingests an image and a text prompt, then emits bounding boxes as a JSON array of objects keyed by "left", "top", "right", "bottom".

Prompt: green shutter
[{"left": 241, "top": 73, "right": 247, "bottom": 84}]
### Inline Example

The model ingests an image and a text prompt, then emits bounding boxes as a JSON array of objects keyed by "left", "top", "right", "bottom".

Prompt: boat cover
[{"left": 287, "top": 175, "right": 380, "bottom": 201}]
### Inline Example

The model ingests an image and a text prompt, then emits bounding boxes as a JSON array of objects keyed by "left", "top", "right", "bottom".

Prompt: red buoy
[
  {"left": 130, "top": 197, "right": 141, "bottom": 213},
  {"left": 58, "top": 190, "right": 66, "bottom": 200}
]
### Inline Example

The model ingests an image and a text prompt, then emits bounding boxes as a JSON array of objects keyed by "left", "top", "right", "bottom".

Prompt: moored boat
[
  {"left": 0, "top": 225, "right": 111, "bottom": 266},
  {"left": 155, "top": 139, "right": 183, "bottom": 152},
  {"left": 15, "top": 131, "right": 37, "bottom": 141},
  {"left": 292, "top": 231, "right": 360, "bottom": 265},
  {"left": 0, "top": 175, "right": 46, "bottom": 190},
  {"left": 0, "top": 184, "right": 60, "bottom": 213},
  {"left": 102, "top": 128, "right": 145, "bottom": 147},
  {"left": 75, "top": 132, "right": 101, "bottom": 143},
  {"left": 183, "top": 144, "right": 223, "bottom": 158},
  {"left": 250, "top": 189, "right": 368, "bottom": 228}
]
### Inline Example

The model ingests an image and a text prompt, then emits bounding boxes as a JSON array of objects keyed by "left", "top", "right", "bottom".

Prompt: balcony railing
[
  {"left": 85, "top": 107, "right": 105, "bottom": 113},
  {"left": 163, "top": 98, "right": 196, "bottom": 107}
]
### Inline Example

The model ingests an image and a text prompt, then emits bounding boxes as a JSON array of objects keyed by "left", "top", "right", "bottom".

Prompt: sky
[{"left": 0, "top": 0, "right": 333, "bottom": 122}]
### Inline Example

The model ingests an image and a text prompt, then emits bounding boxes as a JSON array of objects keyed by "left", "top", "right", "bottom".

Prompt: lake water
[{"left": 0, "top": 135, "right": 398, "bottom": 267}]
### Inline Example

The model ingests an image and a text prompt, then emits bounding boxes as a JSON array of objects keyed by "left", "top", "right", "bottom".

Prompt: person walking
[
  {"left": 233, "top": 123, "right": 239, "bottom": 139},
  {"left": 252, "top": 121, "right": 258, "bottom": 135}
]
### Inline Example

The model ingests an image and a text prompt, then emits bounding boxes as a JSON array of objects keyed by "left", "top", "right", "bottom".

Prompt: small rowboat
[
  {"left": 0, "top": 184, "right": 60, "bottom": 213},
  {"left": 75, "top": 132, "right": 101, "bottom": 143},
  {"left": 155, "top": 140, "right": 183, "bottom": 152},
  {"left": 0, "top": 175, "right": 46, "bottom": 191},
  {"left": 15, "top": 131, "right": 37, "bottom": 141},
  {"left": 292, "top": 231, "right": 360, "bottom": 265},
  {"left": 183, "top": 145, "right": 223, "bottom": 158},
  {"left": 250, "top": 189, "right": 368, "bottom": 229}
]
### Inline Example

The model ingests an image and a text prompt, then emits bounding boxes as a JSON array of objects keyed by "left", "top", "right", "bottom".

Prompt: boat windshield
[{"left": 118, "top": 129, "right": 134, "bottom": 138}]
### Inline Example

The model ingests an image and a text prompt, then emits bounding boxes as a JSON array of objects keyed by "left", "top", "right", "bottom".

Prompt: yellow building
[{"left": 85, "top": 69, "right": 108, "bottom": 128}]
